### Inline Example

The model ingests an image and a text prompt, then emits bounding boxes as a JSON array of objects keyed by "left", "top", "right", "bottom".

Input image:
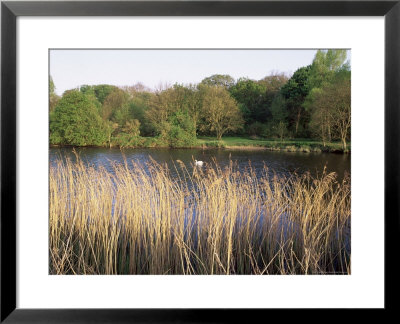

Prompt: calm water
[{"left": 50, "top": 147, "right": 350, "bottom": 182}]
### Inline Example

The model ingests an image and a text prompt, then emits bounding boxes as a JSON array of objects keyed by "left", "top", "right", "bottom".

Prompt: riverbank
[
  {"left": 197, "top": 137, "right": 350, "bottom": 153},
  {"left": 50, "top": 136, "right": 350, "bottom": 153}
]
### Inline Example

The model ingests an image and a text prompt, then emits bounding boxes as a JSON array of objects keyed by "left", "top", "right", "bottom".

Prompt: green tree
[
  {"left": 270, "top": 94, "right": 289, "bottom": 141},
  {"left": 259, "top": 73, "right": 289, "bottom": 119},
  {"left": 280, "top": 66, "right": 311, "bottom": 136},
  {"left": 305, "top": 50, "right": 350, "bottom": 144},
  {"left": 146, "top": 87, "right": 180, "bottom": 134},
  {"left": 105, "top": 121, "right": 119, "bottom": 148},
  {"left": 111, "top": 118, "right": 142, "bottom": 148},
  {"left": 122, "top": 119, "right": 141, "bottom": 137},
  {"left": 101, "top": 88, "right": 130, "bottom": 121},
  {"left": 121, "top": 83, "right": 151, "bottom": 96},
  {"left": 49, "top": 76, "right": 55, "bottom": 94},
  {"left": 307, "top": 71, "right": 351, "bottom": 149},
  {"left": 229, "top": 78, "right": 268, "bottom": 124},
  {"left": 259, "top": 73, "right": 289, "bottom": 91},
  {"left": 129, "top": 92, "right": 153, "bottom": 136},
  {"left": 79, "top": 85, "right": 102, "bottom": 115},
  {"left": 200, "top": 86, "right": 244, "bottom": 140},
  {"left": 306, "top": 87, "right": 330, "bottom": 145},
  {"left": 146, "top": 85, "right": 198, "bottom": 146},
  {"left": 162, "top": 110, "right": 196, "bottom": 147},
  {"left": 247, "top": 121, "right": 266, "bottom": 137},
  {"left": 176, "top": 84, "right": 202, "bottom": 135},
  {"left": 50, "top": 90, "right": 107, "bottom": 146},
  {"left": 92, "top": 84, "right": 119, "bottom": 105},
  {"left": 79, "top": 84, "right": 94, "bottom": 95},
  {"left": 49, "top": 76, "right": 60, "bottom": 112},
  {"left": 308, "top": 49, "right": 348, "bottom": 89},
  {"left": 327, "top": 74, "right": 351, "bottom": 150},
  {"left": 201, "top": 74, "right": 235, "bottom": 88}
]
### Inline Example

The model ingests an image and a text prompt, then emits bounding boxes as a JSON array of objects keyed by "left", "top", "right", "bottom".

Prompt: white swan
[{"left": 195, "top": 160, "right": 204, "bottom": 167}]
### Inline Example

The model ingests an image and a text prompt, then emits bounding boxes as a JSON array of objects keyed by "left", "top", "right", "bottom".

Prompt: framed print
[{"left": 1, "top": 0, "right": 399, "bottom": 322}]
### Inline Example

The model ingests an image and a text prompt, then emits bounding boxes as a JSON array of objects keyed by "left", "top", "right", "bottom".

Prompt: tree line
[{"left": 50, "top": 49, "right": 351, "bottom": 150}]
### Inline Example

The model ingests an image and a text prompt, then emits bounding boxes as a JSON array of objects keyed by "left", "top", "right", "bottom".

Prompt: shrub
[
  {"left": 160, "top": 111, "right": 197, "bottom": 147},
  {"left": 247, "top": 122, "right": 266, "bottom": 137},
  {"left": 50, "top": 90, "right": 108, "bottom": 146}
]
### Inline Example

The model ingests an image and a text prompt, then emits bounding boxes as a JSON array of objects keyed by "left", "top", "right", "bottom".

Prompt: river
[{"left": 50, "top": 147, "right": 350, "bottom": 182}]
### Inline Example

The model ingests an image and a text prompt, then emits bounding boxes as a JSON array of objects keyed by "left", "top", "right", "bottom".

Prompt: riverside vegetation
[
  {"left": 50, "top": 50, "right": 351, "bottom": 152},
  {"left": 49, "top": 156, "right": 351, "bottom": 275}
]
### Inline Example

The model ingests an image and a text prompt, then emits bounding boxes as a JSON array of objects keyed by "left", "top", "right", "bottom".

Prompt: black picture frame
[{"left": 1, "top": 0, "right": 398, "bottom": 322}]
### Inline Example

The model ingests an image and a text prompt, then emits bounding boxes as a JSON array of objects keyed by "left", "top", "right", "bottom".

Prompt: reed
[{"left": 49, "top": 156, "right": 351, "bottom": 275}]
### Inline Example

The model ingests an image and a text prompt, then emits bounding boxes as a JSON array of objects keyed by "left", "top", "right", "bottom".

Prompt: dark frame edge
[
  {"left": 2, "top": 1, "right": 399, "bottom": 16},
  {"left": 1, "top": 1, "right": 16, "bottom": 323},
  {"left": 0, "top": 309, "right": 284, "bottom": 324},
  {"left": 1, "top": 0, "right": 399, "bottom": 323},
  {"left": 384, "top": 0, "right": 400, "bottom": 313}
]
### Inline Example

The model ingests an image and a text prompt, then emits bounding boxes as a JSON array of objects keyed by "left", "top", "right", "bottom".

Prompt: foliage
[
  {"left": 101, "top": 87, "right": 130, "bottom": 121},
  {"left": 128, "top": 92, "right": 154, "bottom": 136},
  {"left": 49, "top": 76, "right": 60, "bottom": 112},
  {"left": 247, "top": 122, "right": 266, "bottom": 137},
  {"left": 200, "top": 86, "right": 244, "bottom": 140},
  {"left": 200, "top": 74, "right": 235, "bottom": 88},
  {"left": 229, "top": 78, "right": 269, "bottom": 123},
  {"left": 145, "top": 85, "right": 197, "bottom": 145},
  {"left": 280, "top": 65, "right": 311, "bottom": 136},
  {"left": 258, "top": 73, "right": 289, "bottom": 91},
  {"left": 258, "top": 73, "right": 289, "bottom": 123},
  {"left": 112, "top": 132, "right": 144, "bottom": 148},
  {"left": 197, "top": 136, "right": 349, "bottom": 152},
  {"left": 50, "top": 90, "right": 107, "bottom": 146},
  {"left": 49, "top": 50, "right": 351, "bottom": 149},
  {"left": 160, "top": 110, "right": 197, "bottom": 147},
  {"left": 270, "top": 94, "right": 289, "bottom": 140},
  {"left": 49, "top": 76, "right": 55, "bottom": 94},
  {"left": 305, "top": 51, "right": 350, "bottom": 148},
  {"left": 308, "top": 49, "right": 348, "bottom": 89},
  {"left": 317, "top": 74, "right": 351, "bottom": 150},
  {"left": 146, "top": 87, "right": 179, "bottom": 134}
]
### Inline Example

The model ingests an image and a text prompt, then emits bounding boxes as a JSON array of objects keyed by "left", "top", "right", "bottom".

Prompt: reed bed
[{"left": 49, "top": 156, "right": 351, "bottom": 275}]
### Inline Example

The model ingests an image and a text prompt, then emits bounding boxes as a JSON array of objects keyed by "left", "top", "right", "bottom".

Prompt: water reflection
[{"left": 50, "top": 147, "right": 350, "bottom": 182}]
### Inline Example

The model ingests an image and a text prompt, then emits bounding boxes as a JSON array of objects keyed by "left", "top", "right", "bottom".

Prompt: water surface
[{"left": 50, "top": 147, "right": 350, "bottom": 182}]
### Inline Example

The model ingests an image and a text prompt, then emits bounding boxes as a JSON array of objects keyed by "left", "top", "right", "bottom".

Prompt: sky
[{"left": 50, "top": 49, "right": 326, "bottom": 95}]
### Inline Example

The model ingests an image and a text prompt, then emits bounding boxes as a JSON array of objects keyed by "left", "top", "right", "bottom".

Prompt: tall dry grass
[{"left": 49, "top": 156, "right": 351, "bottom": 275}]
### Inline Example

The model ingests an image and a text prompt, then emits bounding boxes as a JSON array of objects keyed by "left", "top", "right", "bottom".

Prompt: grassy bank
[
  {"left": 197, "top": 137, "right": 350, "bottom": 153},
  {"left": 50, "top": 157, "right": 351, "bottom": 275},
  {"left": 51, "top": 136, "right": 350, "bottom": 153}
]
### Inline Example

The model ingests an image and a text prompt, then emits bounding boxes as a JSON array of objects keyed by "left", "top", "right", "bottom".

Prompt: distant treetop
[{"left": 200, "top": 74, "right": 235, "bottom": 88}]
